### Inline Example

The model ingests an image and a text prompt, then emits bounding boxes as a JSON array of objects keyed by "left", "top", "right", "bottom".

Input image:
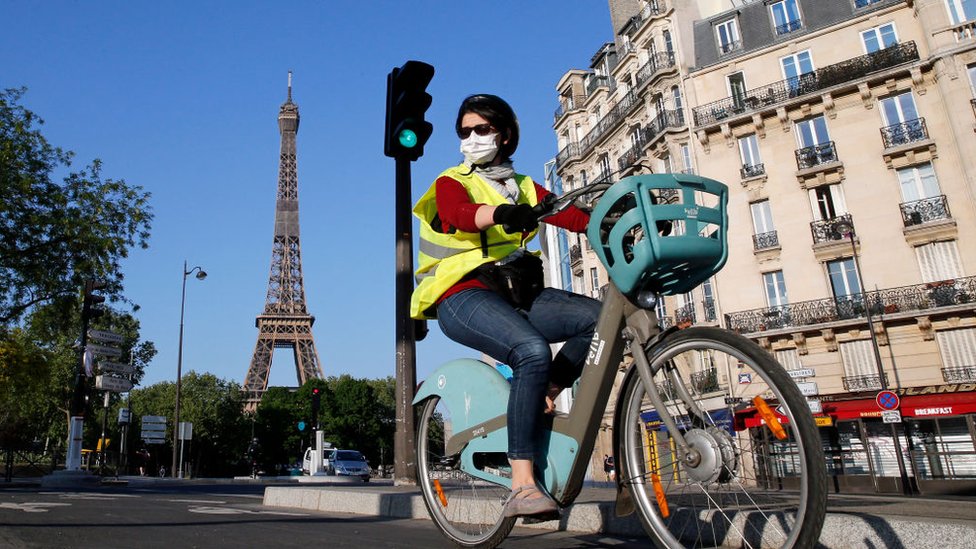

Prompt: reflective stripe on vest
[{"left": 409, "top": 165, "right": 539, "bottom": 319}]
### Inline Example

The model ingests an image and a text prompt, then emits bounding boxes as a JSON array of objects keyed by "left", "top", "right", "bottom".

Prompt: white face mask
[{"left": 460, "top": 132, "right": 499, "bottom": 165}]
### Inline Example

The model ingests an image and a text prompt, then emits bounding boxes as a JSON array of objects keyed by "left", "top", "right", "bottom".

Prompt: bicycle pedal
[{"left": 521, "top": 510, "right": 560, "bottom": 524}]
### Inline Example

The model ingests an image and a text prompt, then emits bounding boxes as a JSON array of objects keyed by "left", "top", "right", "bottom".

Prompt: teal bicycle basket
[{"left": 586, "top": 173, "right": 729, "bottom": 298}]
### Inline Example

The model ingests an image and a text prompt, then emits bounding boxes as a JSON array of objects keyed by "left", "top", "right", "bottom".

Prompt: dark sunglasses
[{"left": 457, "top": 124, "right": 496, "bottom": 139}]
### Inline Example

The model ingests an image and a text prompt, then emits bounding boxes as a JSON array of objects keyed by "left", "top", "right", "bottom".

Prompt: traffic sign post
[
  {"left": 141, "top": 415, "right": 168, "bottom": 445},
  {"left": 88, "top": 329, "right": 124, "bottom": 344},
  {"left": 95, "top": 375, "right": 133, "bottom": 393}
]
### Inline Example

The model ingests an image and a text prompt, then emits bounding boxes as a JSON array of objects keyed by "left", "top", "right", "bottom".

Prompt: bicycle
[{"left": 413, "top": 173, "right": 827, "bottom": 549}]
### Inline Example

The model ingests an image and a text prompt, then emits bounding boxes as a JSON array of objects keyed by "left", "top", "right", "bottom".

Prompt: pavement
[{"left": 8, "top": 474, "right": 976, "bottom": 548}]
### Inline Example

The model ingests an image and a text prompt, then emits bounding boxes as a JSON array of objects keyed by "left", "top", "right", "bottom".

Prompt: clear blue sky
[{"left": 2, "top": 1, "right": 612, "bottom": 389}]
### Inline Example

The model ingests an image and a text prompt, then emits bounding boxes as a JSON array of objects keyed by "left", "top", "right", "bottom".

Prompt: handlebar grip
[{"left": 533, "top": 194, "right": 558, "bottom": 218}]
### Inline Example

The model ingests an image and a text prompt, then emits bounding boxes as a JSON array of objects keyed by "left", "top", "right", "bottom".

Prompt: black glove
[{"left": 493, "top": 204, "right": 539, "bottom": 233}]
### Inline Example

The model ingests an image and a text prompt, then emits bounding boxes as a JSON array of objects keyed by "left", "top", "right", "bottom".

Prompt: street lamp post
[
  {"left": 172, "top": 260, "right": 207, "bottom": 478},
  {"left": 835, "top": 222, "right": 886, "bottom": 389}
]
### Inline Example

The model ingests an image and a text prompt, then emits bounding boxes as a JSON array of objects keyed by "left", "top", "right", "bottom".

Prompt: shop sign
[
  {"left": 738, "top": 373, "right": 752, "bottom": 384},
  {"left": 914, "top": 406, "right": 953, "bottom": 416},
  {"left": 898, "top": 384, "right": 976, "bottom": 396},
  {"left": 814, "top": 416, "right": 833, "bottom": 427}
]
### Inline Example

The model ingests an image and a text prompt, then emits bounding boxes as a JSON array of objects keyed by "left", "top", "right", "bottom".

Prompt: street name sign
[
  {"left": 788, "top": 368, "right": 815, "bottom": 379},
  {"left": 86, "top": 343, "right": 121, "bottom": 358},
  {"left": 99, "top": 361, "right": 134, "bottom": 375},
  {"left": 882, "top": 410, "right": 902, "bottom": 423},
  {"left": 796, "top": 381, "right": 819, "bottom": 396},
  {"left": 95, "top": 375, "right": 133, "bottom": 392},
  {"left": 88, "top": 330, "right": 123, "bottom": 344}
]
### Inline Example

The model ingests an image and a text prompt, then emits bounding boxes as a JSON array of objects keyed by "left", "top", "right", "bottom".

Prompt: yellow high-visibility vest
[{"left": 410, "top": 164, "right": 539, "bottom": 319}]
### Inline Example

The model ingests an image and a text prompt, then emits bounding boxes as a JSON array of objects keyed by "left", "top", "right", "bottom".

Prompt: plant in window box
[{"left": 927, "top": 279, "right": 958, "bottom": 306}]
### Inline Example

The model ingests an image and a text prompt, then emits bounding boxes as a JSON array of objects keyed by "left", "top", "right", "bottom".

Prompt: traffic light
[
  {"left": 310, "top": 387, "right": 322, "bottom": 429},
  {"left": 82, "top": 280, "right": 107, "bottom": 323},
  {"left": 384, "top": 60, "right": 434, "bottom": 161}
]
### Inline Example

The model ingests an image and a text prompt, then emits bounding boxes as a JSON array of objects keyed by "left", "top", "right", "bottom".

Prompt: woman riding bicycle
[{"left": 410, "top": 94, "right": 600, "bottom": 518}]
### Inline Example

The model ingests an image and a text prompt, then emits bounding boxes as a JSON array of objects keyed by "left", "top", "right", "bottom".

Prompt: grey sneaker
[{"left": 502, "top": 485, "right": 559, "bottom": 518}]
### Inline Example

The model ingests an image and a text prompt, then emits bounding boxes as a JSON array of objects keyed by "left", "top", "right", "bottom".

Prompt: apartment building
[{"left": 550, "top": 0, "right": 976, "bottom": 494}]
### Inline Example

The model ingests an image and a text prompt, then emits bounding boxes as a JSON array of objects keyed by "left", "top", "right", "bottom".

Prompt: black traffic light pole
[
  {"left": 66, "top": 280, "right": 106, "bottom": 471},
  {"left": 385, "top": 60, "right": 434, "bottom": 486}
]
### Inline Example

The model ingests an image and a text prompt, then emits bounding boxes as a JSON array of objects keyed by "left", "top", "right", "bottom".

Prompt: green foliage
[
  {"left": 318, "top": 375, "right": 395, "bottom": 470},
  {"left": 0, "top": 87, "right": 153, "bottom": 324}
]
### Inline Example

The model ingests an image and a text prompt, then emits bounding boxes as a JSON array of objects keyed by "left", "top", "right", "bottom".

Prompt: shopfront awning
[{"left": 821, "top": 390, "right": 976, "bottom": 420}]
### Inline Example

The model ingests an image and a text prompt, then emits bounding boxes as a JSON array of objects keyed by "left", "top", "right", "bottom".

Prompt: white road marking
[
  {"left": 188, "top": 506, "right": 307, "bottom": 517},
  {"left": 0, "top": 502, "right": 72, "bottom": 513},
  {"left": 166, "top": 499, "right": 227, "bottom": 504}
]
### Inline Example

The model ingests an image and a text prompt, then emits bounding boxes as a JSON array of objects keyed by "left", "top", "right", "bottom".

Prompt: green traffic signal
[{"left": 398, "top": 128, "right": 418, "bottom": 148}]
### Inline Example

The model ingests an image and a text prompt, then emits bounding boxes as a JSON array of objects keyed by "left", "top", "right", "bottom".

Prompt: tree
[
  {"left": 0, "top": 87, "right": 153, "bottom": 324},
  {"left": 317, "top": 375, "right": 395, "bottom": 469}
]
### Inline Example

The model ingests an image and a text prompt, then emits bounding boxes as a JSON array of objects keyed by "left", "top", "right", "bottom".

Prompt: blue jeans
[{"left": 437, "top": 288, "right": 601, "bottom": 460}]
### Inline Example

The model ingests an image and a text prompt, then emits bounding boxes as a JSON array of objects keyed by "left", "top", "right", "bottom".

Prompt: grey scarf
[{"left": 470, "top": 161, "right": 519, "bottom": 204}]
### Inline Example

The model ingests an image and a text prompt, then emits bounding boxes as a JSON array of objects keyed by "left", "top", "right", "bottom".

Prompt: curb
[{"left": 263, "top": 485, "right": 976, "bottom": 549}]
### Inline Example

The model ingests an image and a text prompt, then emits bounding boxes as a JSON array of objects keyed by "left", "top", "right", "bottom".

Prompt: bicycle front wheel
[
  {"left": 416, "top": 396, "right": 516, "bottom": 548},
  {"left": 617, "top": 326, "right": 827, "bottom": 549}
]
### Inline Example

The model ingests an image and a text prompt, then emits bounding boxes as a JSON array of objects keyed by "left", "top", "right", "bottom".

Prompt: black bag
[{"left": 475, "top": 253, "right": 544, "bottom": 309}]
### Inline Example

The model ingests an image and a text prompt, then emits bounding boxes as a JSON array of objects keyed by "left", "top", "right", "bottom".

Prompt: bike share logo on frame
[{"left": 588, "top": 332, "right": 606, "bottom": 365}]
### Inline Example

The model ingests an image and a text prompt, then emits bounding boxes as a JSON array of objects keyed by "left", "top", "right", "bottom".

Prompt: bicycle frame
[{"left": 414, "top": 281, "right": 682, "bottom": 506}]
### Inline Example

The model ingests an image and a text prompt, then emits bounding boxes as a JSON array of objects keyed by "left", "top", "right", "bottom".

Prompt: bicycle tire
[
  {"left": 616, "top": 326, "right": 827, "bottom": 549},
  {"left": 416, "top": 396, "right": 516, "bottom": 548}
]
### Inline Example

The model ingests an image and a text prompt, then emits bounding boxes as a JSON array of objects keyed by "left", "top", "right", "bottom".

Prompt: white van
[{"left": 301, "top": 444, "right": 336, "bottom": 475}]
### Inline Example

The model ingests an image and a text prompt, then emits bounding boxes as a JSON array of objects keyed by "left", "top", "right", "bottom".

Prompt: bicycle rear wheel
[
  {"left": 416, "top": 396, "right": 516, "bottom": 548},
  {"left": 617, "top": 326, "right": 827, "bottom": 549}
]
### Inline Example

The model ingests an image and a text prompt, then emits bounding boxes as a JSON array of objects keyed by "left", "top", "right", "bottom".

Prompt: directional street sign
[
  {"left": 95, "top": 375, "right": 133, "bottom": 392},
  {"left": 88, "top": 329, "right": 123, "bottom": 344},
  {"left": 141, "top": 415, "right": 168, "bottom": 444},
  {"left": 99, "top": 361, "right": 134, "bottom": 375},
  {"left": 86, "top": 343, "right": 122, "bottom": 358},
  {"left": 118, "top": 408, "right": 131, "bottom": 424}
]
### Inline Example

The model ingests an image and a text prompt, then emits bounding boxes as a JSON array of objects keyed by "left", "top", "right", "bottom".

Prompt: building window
[
  {"left": 663, "top": 29, "right": 674, "bottom": 56},
  {"left": 770, "top": 0, "right": 802, "bottom": 35},
  {"left": 751, "top": 200, "right": 776, "bottom": 235},
  {"left": 702, "top": 278, "right": 716, "bottom": 321},
  {"left": 915, "top": 240, "right": 963, "bottom": 282},
  {"left": 945, "top": 0, "right": 976, "bottom": 25},
  {"left": 775, "top": 349, "right": 803, "bottom": 372},
  {"left": 840, "top": 340, "right": 880, "bottom": 379},
  {"left": 862, "top": 22, "right": 898, "bottom": 53},
  {"left": 558, "top": 229, "right": 573, "bottom": 293},
  {"left": 763, "top": 271, "right": 788, "bottom": 308},
  {"left": 598, "top": 155, "right": 611, "bottom": 182},
  {"left": 897, "top": 163, "right": 941, "bottom": 202},
  {"left": 727, "top": 72, "right": 747, "bottom": 108},
  {"left": 672, "top": 85, "right": 683, "bottom": 113},
  {"left": 680, "top": 143, "right": 693, "bottom": 173},
  {"left": 795, "top": 115, "right": 830, "bottom": 148},
  {"left": 879, "top": 91, "right": 919, "bottom": 127},
  {"left": 716, "top": 18, "right": 740, "bottom": 54},
  {"left": 809, "top": 184, "right": 846, "bottom": 221},
  {"left": 827, "top": 258, "right": 861, "bottom": 299},
  {"left": 937, "top": 328, "right": 976, "bottom": 381},
  {"left": 968, "top": 63, "right": 976, "bottom": 95},
  {"left": 590, "top": 267, "right": 600, "bottom": 298},
  {"left": 738, "top": 133, "right": 762, "bottom": 173},
  {"left": 781, "top": 50, "right": 814, "bottom": 94}
]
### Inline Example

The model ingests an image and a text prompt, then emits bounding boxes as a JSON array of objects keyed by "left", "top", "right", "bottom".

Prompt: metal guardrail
[
  {"left": 741, "top": 163, "right": 765, "bottom": 179},
  {"left": 942, "top": 366, "right": 976, "bottom": 383},
  {"left": 693, "top": 41, "right": 919, "bottom": 126},
  {"left": 810, "top": 213, "right": 853, "bottom": 245},
  {"left": 900, "top": 195, "right": 951, "bottom": 227},
  {"left": 753, "top": 230, "right": 779, "bottom": 250},
  {"left": 843, "top": 373, "right": 888, "bottom": 392},
  {"left": 795, "top": 140, "right": 839, "bottom": 170},
  {"left": 725, "top": 276, "right": 976, "bottom": 334},
  {"left": 775, "top": 20, "right": 802, "bottom": 36},
  {"left": 881, "top": 117, "right": 928, "bottom": 148}
]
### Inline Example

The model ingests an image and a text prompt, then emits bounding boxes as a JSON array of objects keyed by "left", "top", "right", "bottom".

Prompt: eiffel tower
[{"left": 243, "top": 72, "right": 324, "bottom": 411}]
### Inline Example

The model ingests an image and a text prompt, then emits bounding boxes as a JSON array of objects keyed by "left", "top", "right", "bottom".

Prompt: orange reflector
[
  {"left": 753, "top": 395, "right": 788, "bottom": 440},
  {"left": 433, "top": 479, "right": 448, "bottom": 508},
  {"left": 651, "top": 473, "right": 669, "bottom": 518}
]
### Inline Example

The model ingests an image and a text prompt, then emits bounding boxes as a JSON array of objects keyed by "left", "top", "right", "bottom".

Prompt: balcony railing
[
  {"left": 620, "top": 1, "right": 663, "bottom": 39},
  {"left": 795, "top": 141, "right": 839, "bottom": 170},
  {"left": 881, "top": 117, "right": 928, "bottom": 148},
  {"left": 693, "top": 41, "right": 919, "bottom": 126},
  {"left": 586, "top": 75, "right": 612, "bottom": 96},
  {"left": 634, "top": 51, "right": 677, "bottom": 92},
  {"left": 943, "top": 366, "right": 976, "bottom": 383},
  {"left": 900, "top": 195, "right": 951, "bottom": 226},
  {"left": 702, "top": 298, "right": 717, "bottom": 322},
  {"left": 691, "top": 368, "right": 720, "bottom": 394},
  {"left": 843, "top": 373, "right": 887, "bottom": 392},
  {"left": 775, "top": 19, "right": 803, "bottom": 36},
  {"left": 639, "top": 109, "right": 684, "bottom": 147},
  {"left": 741, "top": 163, "right": 765, "bottom": 179},
  {"left": 569, "top": 244, "right": 582, "bottom": 269},
  {"left": 810, "top": 213, "right": 852, "bottom": 245},
  {"left": 719, "top": 40, "right": 742, "bottom": 55},
  {"left": 617, "top": 140, "right": 645, "bottom": 172},
  {"left": 725, "top": 275, "right": 976, "bottom": 334},
  {"left": 753, "top": 231, "right": 779, "bottom": 250},
  {"left": 675, "top": 302, "right": 697, "bottom": 324},
  {"left": 855, "top": 0, "right": 886, "bottom": 8},
  {"left": 553, "top": 93, "right": 587, "bottom": 124}
]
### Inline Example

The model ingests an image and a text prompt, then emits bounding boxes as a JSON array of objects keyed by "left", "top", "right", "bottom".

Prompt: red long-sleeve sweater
[{"left": 433, "top": 175, "right": 590, "bottom": 302}]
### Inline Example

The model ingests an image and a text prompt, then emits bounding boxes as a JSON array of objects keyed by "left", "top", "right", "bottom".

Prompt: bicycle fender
[{"left": 413, "top": 358, "right": 510, "bottom": 434}]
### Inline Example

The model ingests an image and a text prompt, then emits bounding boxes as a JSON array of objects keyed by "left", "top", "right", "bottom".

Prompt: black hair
[{"left": 456, "top": 94, "right": 520, "bottom": 161}]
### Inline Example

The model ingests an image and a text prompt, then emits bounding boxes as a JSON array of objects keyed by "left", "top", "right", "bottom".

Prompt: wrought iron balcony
[
  {"left": 693, "top": 41, "right": 919, "bottom": 126},
  {"left": 810, "top": 213, "right": 852, "bottom": 245},
  {"left": 586, "top": 75, "right": 612, "bottom": 96},
  {"left": 943, "top": 366, "right": 976, "bottom": 383},
  {"left": 639, "top": 109, "right": 684, "bottom": 148},
  {"left": 634, "top": 51, "right": 677, "bottom": 92},
  {"left": 900, "top": 195, "right": 951, "bottom": 227},
  {"left": 617, "top": 140, "right": 645, "bottom": 172},
  {"left": 795, "top": 141, "right": 838, "bottom": 170},
  {"left": 691, "top": 368, "right": 720, "bottom": 394},
  {"left": 753, "top": 230, "right": 779, "bottom": 250},
  {"left": 569, "top": 244, "right": 582, "bottom": 267},
  {"left": 725, "top": 275, "right": 976, "bottom": 334},
  {"left": 576, "top": 88, "right": 643, "bottom": 162},
  {"left": 702, "top": 298, "right": 717, "bottom": 322},
  {"left": 621, "top": 0, "right": 663, "bottom": 38},
  {"left": 719, "top": 40, "right": 742, "bottom": 55},
  {"left": 775, "top": 19, "right": 803, "bottom": 36},
  {"left": 881, "top": 117, "right": 928, "bottom": 148},
  {"left": 741, "top": 163, "right": 765, "bottom": 179},
  {"left": 674, "top": 302, "right": 697, "bottom": 325},
  {"left": 553, "top": 94, "right": 587, "bottom": 124},
  {"left": 855, "top": 0, "right": 886, "bottom": 8},
  {"left": 843, "top": 373, "right": 887, "bottom": 392}
]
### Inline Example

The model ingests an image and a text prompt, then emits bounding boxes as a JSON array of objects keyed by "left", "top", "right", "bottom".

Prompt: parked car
[{"left": 332, "top": 449, "right": 371, "bottom": 482}]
